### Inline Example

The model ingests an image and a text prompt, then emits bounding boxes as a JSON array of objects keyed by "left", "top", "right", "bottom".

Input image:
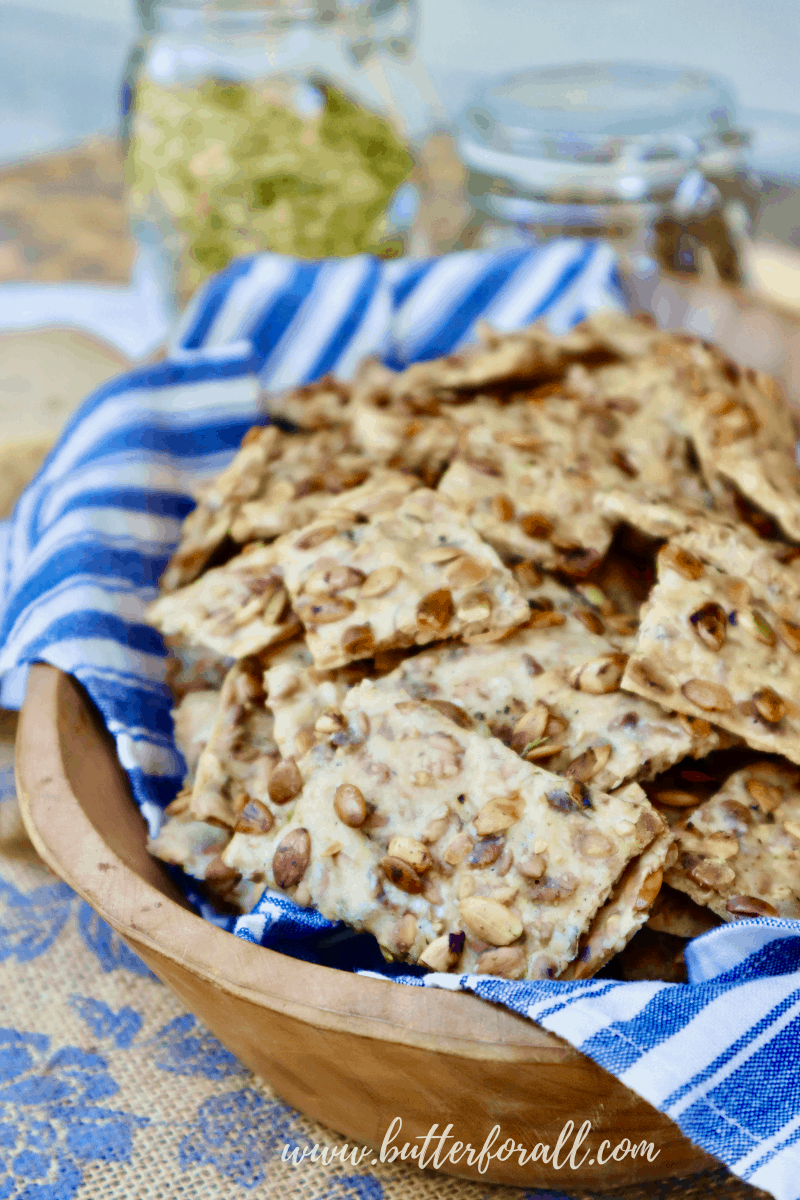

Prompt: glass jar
[
  {"left": 125, "top": 0, "right": 432, "bottom": 312},
  {"left": 456, "top": 63, "right": 761, "bottom": 288}
]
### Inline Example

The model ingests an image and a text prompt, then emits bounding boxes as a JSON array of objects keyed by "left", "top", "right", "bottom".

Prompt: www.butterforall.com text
[{"left": 282, "top": 1117, "right": 660, "bottom": 1174}]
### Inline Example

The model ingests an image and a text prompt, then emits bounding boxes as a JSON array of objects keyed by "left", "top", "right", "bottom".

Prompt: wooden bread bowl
[{"left": 16, "top": 663, "right": 714, "bottom": 1188}]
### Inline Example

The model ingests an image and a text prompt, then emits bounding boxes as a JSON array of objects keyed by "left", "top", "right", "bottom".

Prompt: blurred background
[
  {"left": 1, "top": 0, "right": 800, "bottom": 497},
  {"left": 4, "top": 0, "right": 800, "bottom": 162}
]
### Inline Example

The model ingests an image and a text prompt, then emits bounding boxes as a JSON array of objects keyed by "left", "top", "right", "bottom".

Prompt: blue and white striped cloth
[{"left": 3, "top": 241, "right": 799, "bottom": 1200}]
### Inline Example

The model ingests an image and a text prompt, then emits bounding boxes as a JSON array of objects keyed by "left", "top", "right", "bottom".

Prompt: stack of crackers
[{"left": 146, "top": 311, "right": 800, "bottom": 982}]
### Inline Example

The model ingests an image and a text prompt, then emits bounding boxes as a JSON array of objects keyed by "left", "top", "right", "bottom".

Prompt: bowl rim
[{"left": 16, "top": 661, "right": 587, "bottom": 1065}]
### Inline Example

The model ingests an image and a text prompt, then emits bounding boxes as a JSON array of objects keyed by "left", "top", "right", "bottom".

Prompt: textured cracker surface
[
  {"left": 223, "top": 679, "right": 663, "bottom": 978},
  {"left": 623, "top": 525, "right": 800, "bottom": 763},
  {"left": 666, "top": 760, "right": 800, "bottom": 920}
]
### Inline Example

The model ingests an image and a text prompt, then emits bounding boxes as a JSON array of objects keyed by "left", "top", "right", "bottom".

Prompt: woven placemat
[{"left": 0, "top": 734, "right": 769, "bottom": 1200}]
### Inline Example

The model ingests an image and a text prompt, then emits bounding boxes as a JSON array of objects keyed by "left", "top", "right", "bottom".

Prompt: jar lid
[
  {"left": 150, "top": 0, "right": 393, "bottom": 17},
  {"left": 457, "top": 63, "right": 741, "bottom": 200}
]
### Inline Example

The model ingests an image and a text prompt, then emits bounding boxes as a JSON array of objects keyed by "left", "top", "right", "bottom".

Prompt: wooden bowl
[{"left": 16, "top": 664, "right": 713, "bottom": 1188}]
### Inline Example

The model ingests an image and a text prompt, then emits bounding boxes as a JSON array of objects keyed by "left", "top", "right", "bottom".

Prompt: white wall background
[
  {"left": 1, "top": 0, "right": 799, "bottom": 165},
  {"left": 421, "top": 0, "right": 800, "bottom": 118}
]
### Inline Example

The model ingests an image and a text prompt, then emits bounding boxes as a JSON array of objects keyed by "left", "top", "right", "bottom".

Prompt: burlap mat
[{"left": 0, "top": 726, "right": 767, "bottom": 1200}]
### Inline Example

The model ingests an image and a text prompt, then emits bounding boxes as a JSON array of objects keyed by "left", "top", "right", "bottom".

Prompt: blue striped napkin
[{"left": 3, "top": 241, "right": 799, "bottom": 1200}]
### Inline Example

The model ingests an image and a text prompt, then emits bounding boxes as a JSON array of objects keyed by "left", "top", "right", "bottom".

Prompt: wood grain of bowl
[{"left": 16, "top": 663, "right": 714, "bottom": 1188}]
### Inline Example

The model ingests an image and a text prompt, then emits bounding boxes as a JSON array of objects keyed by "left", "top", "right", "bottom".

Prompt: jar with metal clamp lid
[{"left": 456, "top": 63, "right": 760, "bottom": 287}]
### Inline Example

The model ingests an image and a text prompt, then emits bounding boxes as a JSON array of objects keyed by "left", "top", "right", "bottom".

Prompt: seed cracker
[
  {"left": 665, "top": 760, "right": 800, "bottom": 920},
  {"left": 355, "top": 410, "right": 462, "bottom": 486},
  {"left": 190, "top": 659, "right": 288, "bottom": 831},
  {"left": 348, "top": 363, "right": 587, "bottom": 486},
  {"left": 351, "top": 395, "right": 516, "bottom": 488},
  {"left": 384, "top": 322, "right": 602, "bottom": 407},
  {"left": 150, "top": 473, "right": 420, "bottom": 662},
  {"left": 378, "top": 574, "right": 725, "bottom": 791},
  {"left": 622, "top": 525, "right": 800, "bottom": 764},
  {"left": 558, "top": 337, "right": 741, "bottom": 514},
  {"left": 377, "top": 311, "right": 664, "bottom": 412},
  {"left": 575, "top": 348, "right": 698, "bottom": 475},
  {"left": 353, "top": 372, "right": 586, "bottom": 483},
  {"left": 172, "top": 689, "right": 221, "bottom": 785},
  {"left": 684, "top": 361, "right": 800, "bottom": 543},
  {"left": 258, "top": 374, "right": 351, "bottom": 431},
  {"left": 150, "top": 312, "right": 800, "bottom": 980},
  {"left": 148, "top": 812, "right": 230, "bottom": 880},
  {"left": 222, "top": 679, "right": 665, "bottom": 979},
  {"left": 432, "top": 389, "right": 627, "bottom": 570},
  {"left": 164, "top": 635, "right": 232, "bottom": 702},
  {"left": 148, "top": 807, "right": 264, "bottom": 914},
  {"left": 272, "top": 487, "right": 530, "bottom": 670},
  {"left": 263, "top": 640, "right": 386, "bottom": 759},
  {"left": 228, "top": 433, "right": 381, "bottom": 545},
  {"left": 159, "top": 425, "right": 373, "bottom": 591},
  {"left": 159, "top": 423, "right": 281, "bottom": 592},
  {"left": 346, "top": 359, "right": 458, "bottom": 481},
  {"left": 381, "top": 311, "right": 663, "bottom": 409},
  {"left": 151, "top": 674, "right": 267, "bottom": 910},
  {"left": 437, "top": 451, "right": 615, "bottom": 574},
  {"left": 570, "top": 337, "right": 788, "bottom": 533},
  {"left": 147, "top": 544, "right": 300, "bottom": 659},
  {"left": 561, "top": 819, "right": 675, "bottom": 979},
  {"left": 434, "top": 344, "right": 717, "bottom": 571},
  {"left": 593, "top": 490, "right": 734, "bottom": 543}
]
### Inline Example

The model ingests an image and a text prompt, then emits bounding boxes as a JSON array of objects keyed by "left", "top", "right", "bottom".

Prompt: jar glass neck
[
  {"left": 148, "top": 0, "right": 401, "bottom": 33},
  {"left": 151, "top": 4, "right": 314, "bottom": 35},
  {"left": 467, "top": 166, "right": 721, "bottom": 232}
]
